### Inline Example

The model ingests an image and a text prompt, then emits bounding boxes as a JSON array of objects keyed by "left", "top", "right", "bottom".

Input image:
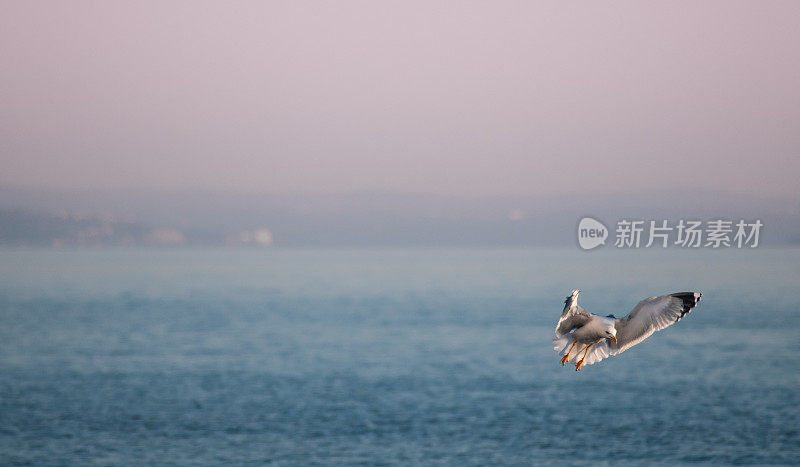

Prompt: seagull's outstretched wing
[
  {"left": 555, "top": 290, "right": 591, "bottom": 338},
  {"left": 609, "top": 292, "right": 701, "bottom": 354}
]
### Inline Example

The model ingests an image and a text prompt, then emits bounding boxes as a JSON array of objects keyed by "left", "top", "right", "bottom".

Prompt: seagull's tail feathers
[
  {"left": 553, "top": 335, "right": 613, "bottom": 366},
  {"left": 581, "top": 341, "right": 611, "bottom": 366},
  {"left": 553, "top": 334, "right": 572, "bottom": 355}
]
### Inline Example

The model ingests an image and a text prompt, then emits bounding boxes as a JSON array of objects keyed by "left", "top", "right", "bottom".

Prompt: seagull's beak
[{"left": 610, "top": 336, "right": 617, "bottom": 343}]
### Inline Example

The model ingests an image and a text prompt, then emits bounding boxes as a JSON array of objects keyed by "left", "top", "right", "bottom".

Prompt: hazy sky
[{"left": 1, "top": 1, "right": 798, "bottom": 197}]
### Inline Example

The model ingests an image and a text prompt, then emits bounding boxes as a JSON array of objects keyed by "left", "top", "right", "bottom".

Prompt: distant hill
[
  {"left": 0, "top": 188, "right": 798, "bottom": 247},
  {"left": 0, "top": 209, "right": 149, "bottom": 247}
]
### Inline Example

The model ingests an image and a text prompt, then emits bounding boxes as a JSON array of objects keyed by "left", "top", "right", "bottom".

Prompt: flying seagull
[{"left": 553, "top": 289, "right": 701, "bottom": 371}]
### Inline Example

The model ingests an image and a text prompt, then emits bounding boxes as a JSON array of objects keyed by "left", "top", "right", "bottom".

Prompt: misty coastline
[{"left": 1, "top": 188, "right": 798, "bottom": 248}]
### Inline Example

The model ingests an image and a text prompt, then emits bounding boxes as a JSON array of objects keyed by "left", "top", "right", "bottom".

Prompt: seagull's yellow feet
[
  {"left": 560, "top": 342, "right": 576, "bottom": 366},
  {"left": 574, "top": 343, "right": 593, "bottom": 371}
]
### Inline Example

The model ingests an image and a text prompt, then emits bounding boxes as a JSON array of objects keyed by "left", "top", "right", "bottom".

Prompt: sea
[{"left": 0, "top": 247, "right": 798, "bottom": 465}]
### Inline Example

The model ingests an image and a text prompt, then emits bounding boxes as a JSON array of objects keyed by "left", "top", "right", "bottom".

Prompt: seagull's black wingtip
[{"left": 670, "top": 292, "right": 702, "bottom": 318}]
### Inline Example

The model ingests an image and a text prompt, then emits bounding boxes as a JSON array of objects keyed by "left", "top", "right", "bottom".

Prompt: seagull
[{"left": 553, "top": 289, "right": 701, "bottom": 371}]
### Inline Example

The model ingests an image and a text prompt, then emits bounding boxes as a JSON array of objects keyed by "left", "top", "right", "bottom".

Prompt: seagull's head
[
  {"left": 570, "top": 289, "right": 581, "bottom": 297},
  {"left": 604, "top": 326, "right": 617, "bottom": 343}
]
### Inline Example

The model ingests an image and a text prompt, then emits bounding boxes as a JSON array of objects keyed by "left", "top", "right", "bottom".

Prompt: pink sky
[{"left": 1, "top": 1, "right": 798, "bottom": 197}]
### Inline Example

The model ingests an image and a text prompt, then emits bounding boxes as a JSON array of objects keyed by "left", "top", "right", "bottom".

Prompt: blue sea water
[{"left": 0, "top": 247, "right": 798, "bottom": 465}]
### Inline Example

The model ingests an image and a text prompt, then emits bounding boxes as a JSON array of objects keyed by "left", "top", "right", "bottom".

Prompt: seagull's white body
[
  {"left": 569, "top": 314, "right": 615, "bottom": 345},
  {"left": 553, "top": 289, "right": 702, "bottom": 370}
]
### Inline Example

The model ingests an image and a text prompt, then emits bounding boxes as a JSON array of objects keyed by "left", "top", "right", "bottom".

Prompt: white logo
[
  {"left": 575, "top": 217, "right": 762, "bottom": 250},
  {"left": 577, "top": 217, "right": 608, "bottom": 250}
]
